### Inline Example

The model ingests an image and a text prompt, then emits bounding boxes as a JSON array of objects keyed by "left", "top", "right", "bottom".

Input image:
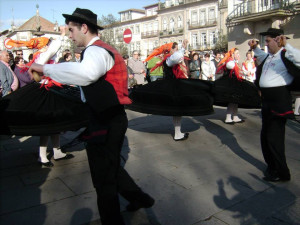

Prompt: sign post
[{"left": 123, "top": 28, "right": 132, "bottom": 55}]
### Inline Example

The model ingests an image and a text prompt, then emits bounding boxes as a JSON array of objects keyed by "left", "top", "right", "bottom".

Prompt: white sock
[
  {"left": 232, "top": 104, "right": 241, "bottom": 122},
  {"left": 225, "top": 104, "right": 234, "bottom": 122},
  {"left": 53, "top": 148, "right": 66, "bottom": 159},
  {"left": 51, "top": 134, "right": 66, "bottom": 159},
  {"left": 39, "top": 146, "right": 49, "bottom": 163},
  {"left": 294, "top": 98, "right": 300, "bottom": 115},
  {"left": 173, "top": 116, "right": 184, "bottom": 139},
  {"left": 225, "top": 114, "right": 233, "bottom": 122},
  {"left": 233, "top": 116, "right": 242, "bottom": 122}
]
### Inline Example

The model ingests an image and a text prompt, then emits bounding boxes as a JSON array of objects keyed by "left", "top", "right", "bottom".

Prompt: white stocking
[
  {"left": 294, "top": 98, "right": 300, "bottom": 115},
  {"left": 51, "top": 134, "right": 66, "bottom": 159},
  {"left": 173, "top": 116, "right": 184, "bottom": 139},
  {"left": 39, "top": 136, "right": 49, "bottom": 163}
]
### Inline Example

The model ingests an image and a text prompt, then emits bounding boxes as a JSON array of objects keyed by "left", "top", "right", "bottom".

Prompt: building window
[
  {"left": 136, "top": 41, "right": 140, "bottom": 51},
  {"left": 149, "top": 41, "right": 153, "bottom": 51},
  {"left": 210, "top": 32, "right": 216, "bottom": 45},
  {"left": 154, "top": 21, "right": 158, "bottom": 31},
  {"left": 163, "top": 18, "right": 167, "bottom": 31},
  {"left": 200, "top": 9, "right": 206, "bottom": 26},
  {"left": 192, "top": 34, "right": 198, "bottom": 48},
  {"left": 177, "top": 16, "right": 183, "bottom": 28},
  {"left": 191, "top": 11, "right": 198, "bottom": 24},
  {"left": 154, "top": 40, "right": 159, "bottom": 48},
  {"left": 201, "top": 32, "right": 207, "bottom": 47},
  {"left": 170, "top": 18, "right": 175, "bottom": 32},
  {"left": 144, "top": 24, "right": 147, "bottom": 33},
  {"left": 209, "top": 8, "right": 215, "bottom": 24},
  {"left": 135, "top": 25, "right": 140, "bottom": 34},
  {"left": 148, "top": 23, "right": 152, "bottom": 32}
]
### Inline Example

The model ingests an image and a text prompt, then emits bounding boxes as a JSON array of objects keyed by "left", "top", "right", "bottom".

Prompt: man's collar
[{"left": 86, "top": 36, "right": 100, "bottom": 47}]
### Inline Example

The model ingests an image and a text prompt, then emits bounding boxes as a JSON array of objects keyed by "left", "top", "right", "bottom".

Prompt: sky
[{"left": 0, "top": 0, "right": 159, "bottom": 32}]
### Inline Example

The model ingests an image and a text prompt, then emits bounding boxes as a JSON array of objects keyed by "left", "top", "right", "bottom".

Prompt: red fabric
[
  {"left": 150, "top": 54, "right": 189, "bottom": 79},
  {"left": 92, "top": 40, "right": 132, "bottom": 105},
  {"left": 226, "top": 57, "right": 243, "bottom": 81}
]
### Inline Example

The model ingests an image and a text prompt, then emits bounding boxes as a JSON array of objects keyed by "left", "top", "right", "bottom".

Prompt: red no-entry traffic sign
[{"left": 123, "top": 29, "right": 132, "bottom": 44}]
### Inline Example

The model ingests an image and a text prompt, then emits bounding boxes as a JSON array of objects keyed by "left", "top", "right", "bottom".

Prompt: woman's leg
[
  {"left": 51, "top": 134, "right": 66, "bottom": 160},
  {"left": 294, "top": 97, "right": 300, "bottom": 115},
  {"left": 39, "top": 135, "right": 49, "bottom": 163}
]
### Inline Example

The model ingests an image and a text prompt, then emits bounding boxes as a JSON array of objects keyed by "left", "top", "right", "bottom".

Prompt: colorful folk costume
[
  {"left": 242, "top": 58, "right": 256, "bottom": 82},
  {"left": 127, "top": 44, "right": 214, "bottom": 117},
  {"left": 212, "top": 48, "right": 261, "bottom": 109},
  {"left": 0, "top": 37, "right": 89, "bottom": 136}
]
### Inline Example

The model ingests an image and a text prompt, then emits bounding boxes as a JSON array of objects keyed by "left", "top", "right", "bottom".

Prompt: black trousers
[
  {"left": 85, "top": 110, "right": 141, "bottom": 225},
  {"left": 261, "top": 105, "right": 290, "bottom": 179}
]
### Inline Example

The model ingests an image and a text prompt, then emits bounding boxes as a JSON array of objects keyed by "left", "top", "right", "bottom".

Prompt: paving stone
[{"left": 0, "top": 178, "right": 74, "bottom": 215}]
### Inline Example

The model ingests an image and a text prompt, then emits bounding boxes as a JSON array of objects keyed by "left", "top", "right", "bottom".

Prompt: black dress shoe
[
  {"left": 234, "top": 119, "right": 245, "bottom": 123},
  {"left": 54, "top": 153, "right": 74, "bottom": 161},
  {"left": 174, "top": 133, "right": 189, "bottom": 141},
  {"left": 263, "top": 174, "right": 291, "bottom": 182},
  {"left": 40, "top": 161, "right": 54, "bottom": 167},
  {"left": 224, "top": 121, "right": 235, "bottom": 125},
  {"left": 126, "top": 193, "right": 155, "bottom": 212}
]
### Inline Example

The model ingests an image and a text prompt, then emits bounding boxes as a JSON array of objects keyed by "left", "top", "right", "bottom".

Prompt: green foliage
[{"left": 214, "top": 33, "right": 228, "bottom": 53}]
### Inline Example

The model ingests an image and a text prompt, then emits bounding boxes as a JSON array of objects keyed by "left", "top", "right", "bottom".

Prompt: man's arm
[
  {"left": 29, "top": 46, "right": 114, "bottom": 86},
  {"left": 0, "top": 65, "right": 12, "bottom": 96},
  {"left": 248, "top": 39, "right": 268, "bottom": 66}
]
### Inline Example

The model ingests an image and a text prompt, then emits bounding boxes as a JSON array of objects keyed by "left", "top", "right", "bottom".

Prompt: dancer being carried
[{"left": 128, "top": 40, "right": 214, "bottom": 141}]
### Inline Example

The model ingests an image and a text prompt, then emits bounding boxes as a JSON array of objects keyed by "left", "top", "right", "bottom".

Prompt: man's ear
[{"left": 81, "top": 24, "right": 89, "bottom": 34}]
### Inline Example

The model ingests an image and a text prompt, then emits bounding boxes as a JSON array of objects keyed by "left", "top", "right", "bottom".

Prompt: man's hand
[
  {"left": 28, "top": 63, "right": 44, "bottom": 82},
  {"left": 248, "top": 39, "right": 258, "bottom": 50},
  {"left": 182, "top": 39, "right": 188, "bottom": 49},
  {"left": 275, "top": 35, "right": 287, "bottom": 47}
]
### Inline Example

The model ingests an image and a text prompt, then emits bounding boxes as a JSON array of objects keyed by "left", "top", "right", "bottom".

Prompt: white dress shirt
[
  {"left": 253, "top": 43, "right": 300, "bottom": 88},
  {"left": 44, "top": 37, "right": 114, "bottom": 87}
]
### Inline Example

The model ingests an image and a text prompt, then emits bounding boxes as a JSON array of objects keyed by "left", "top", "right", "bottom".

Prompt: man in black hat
[
  {"left": 29, "top": 8, "right": 154, "bottom": 225},
  {"left": 248, "top": 28, "right": 300, "bottom": 182}
]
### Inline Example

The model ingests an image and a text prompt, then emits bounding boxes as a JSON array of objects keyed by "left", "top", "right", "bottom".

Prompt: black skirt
[
  {"left": 0, "top": 82, "right": 89, "bottom": 136},
  {"left": 212, "top": 75, "right": 261, "bottom": 109},
  {"left": 126, "top": 79, "right": 214, "bottom": 116}
]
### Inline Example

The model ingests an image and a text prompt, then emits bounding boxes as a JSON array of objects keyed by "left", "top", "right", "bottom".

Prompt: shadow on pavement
[{"left": 213, "top": 175, "right": 297, "bottom": 225}]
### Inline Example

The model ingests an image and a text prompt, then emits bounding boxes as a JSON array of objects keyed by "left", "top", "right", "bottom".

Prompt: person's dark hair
[
  {"left": 14, "top": 56, "right": 22, "bottom": 65},
  {"left": 204, "top": 53, "right": 210, "bottom": 58},
  {"left": 28, "top": 53, "right": 33, "bottom": 61},
  {"left": 65, "top": 18, "right": 98, "bottom": 34},
  {"left": 192, "top": 53, "right": 199, "bottom": 59},
  {"left": 64, "top": 52, "right": 72, "bottom": 60},
  {"left": 172, "top": 42, "right": 178, "bottom": 49},
  {"left": 123, "top": 55, "right": 129, "bottom": 59}
]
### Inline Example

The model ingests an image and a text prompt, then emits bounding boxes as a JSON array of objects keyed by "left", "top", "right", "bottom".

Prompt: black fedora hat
[
  {"left": 63, "top": 8, "right": 104, "bottom": 30},
  {"left": 260, "top": 28, "right": 290, "bottom": 39}
]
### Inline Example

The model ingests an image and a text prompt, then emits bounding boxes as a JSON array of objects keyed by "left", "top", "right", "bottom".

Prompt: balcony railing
[
  {"left": 191, "top": 43, "right": 216, "bottom": 51},
  {"left": 227, "top": 0, "right": 298, "bottom": 22},
  {"left": 188, "top": 19, "right": 217, "bottom": 29},
  {"left": 141, "top": 30, "right": 159, "bottom": 38},
  {"left": 159, "top": 28, "right": 184, "bottom": 37},
  {"left": 159, "top": 0, "right": 184, "bottom": 9}
]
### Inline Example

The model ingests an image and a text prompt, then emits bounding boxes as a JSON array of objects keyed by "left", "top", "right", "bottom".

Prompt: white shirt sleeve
[
  {"left": 35, "top": 38, "right": 62, "bottom": 65},
  {"left": 284, "top": 43, "right": 300, "bottom": 68},
  {"left": 166, "top": 48, "right": 185, "bottom": 67},
  {"left": 43, "top": 46, "right": 114, "bottom": 86},
  {"left": 226, "top": 60, "right": 236, "bottom": 70},
  {"left": 253, "top": 47, "right": 268, "bottom": 66}
]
